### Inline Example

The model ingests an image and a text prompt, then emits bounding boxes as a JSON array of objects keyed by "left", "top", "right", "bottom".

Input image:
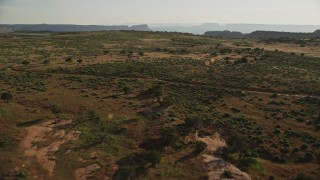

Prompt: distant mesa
[
  {"left": 0, "top": 24, "right": 152, "bottom": 33},
  {"left": 1, "top": 23, "right": 319, "bottom": 38},
  {"left": 130, "top": 24, "right": 152, "bottom": 31},
  {"left": 204, "top": 29, "right": 320, "bottom": 39},
  {"left": 150, "top": 23, "right": 320, "bottom": 34},
  {"left": 313, "top": 29, "right": 320, "bottom": 34}
]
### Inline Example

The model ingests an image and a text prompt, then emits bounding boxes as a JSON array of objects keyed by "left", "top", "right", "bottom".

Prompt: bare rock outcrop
[{"left": 197, "top": 132, "right": 251, "bottom": 180}]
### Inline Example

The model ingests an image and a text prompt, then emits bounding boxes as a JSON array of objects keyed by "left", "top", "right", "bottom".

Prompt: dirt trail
[
  {"left": 49, "top": 40, "right": 70, "bottom": 59},
  {"left": 21, "top": 119, "right": 80, "bottom": 177},
  {"left": 196, "top": 132, "right": 251, "bottom": 180}
]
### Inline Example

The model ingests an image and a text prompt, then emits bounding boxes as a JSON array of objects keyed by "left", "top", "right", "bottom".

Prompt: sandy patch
[
  {"left": 74, "top": 164, "right": 101, "bottom": 180},
  {"left": 21, "top": 119, "right": 80, "bottom": 176}
]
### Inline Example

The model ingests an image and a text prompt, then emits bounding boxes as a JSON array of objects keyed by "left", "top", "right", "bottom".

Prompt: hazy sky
[{"left": 0, "top": 0, "right": 319, "bottom": 25}]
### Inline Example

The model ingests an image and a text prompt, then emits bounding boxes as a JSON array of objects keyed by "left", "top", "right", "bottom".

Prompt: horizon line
[{"left": 1, "top": 23, "right": 320, "bottom": 26}]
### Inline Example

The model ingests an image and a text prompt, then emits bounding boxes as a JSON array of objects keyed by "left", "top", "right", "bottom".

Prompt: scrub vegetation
[{"left": 0, "top": 31, "right": 319, "bottom": 179}]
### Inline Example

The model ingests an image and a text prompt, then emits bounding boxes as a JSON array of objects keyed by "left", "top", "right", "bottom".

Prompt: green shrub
[
  {"left": 160, "top": 127, "right": 179, "bottom": 147},
  {"left": 144, "top": 150, "right": 161, "bottom": 165},
  {"left": 272, "top": 128, "right": 281, "bottom": 135},
  {"left": 179, "top": 49, "right": 190, "bottom": 54},
  {"left": 222, "top": 170, "right": 233, "bottom": 178},
  {"left": 160, "top": 96, "right": 174, "bottom": 107},
  {"left": 21, "top": 60, "right": 30, "bottom": 65},
  {"left": 127, "top": 50, "right": 133, "bottom": 58},
  {"left": 122, "top": 87, "right": 131, "bottom": 94},
  {"left": 138, "top": 51, "right": 144, "bottom": 56},
  {"left": 103, "top": 49, "right": 110, "bottom": 55},
  {"left": 270, "top": 93, "right": 278, "bottom": 98},
  {"left": 219, "top": 48, "right": 232, "bottom": 54},
  {"left": 113, "top": 166, "right": 136, "bottom": 180},
  {"left": 272, "top": 154, "right": 287, "bottom": 163},
  {"left": 238, "top": 57, "right": 248, "bottom": 64},
  {"left": 294, "top": 173, "right": 313, "bottom": 180},
  {"left": 226, "top": 134, "right": 249, "bottom": 160},
  {"left": 51, "top": 105, "right": 61, "bottom": 114},
  {"left": 303, "top": 152, "right": 314, "bottom": 162},
  {"left": 65, "top": 57, "right": 73, "bottom": 62},
  {"left": 43, "top": 59, "right": 50, "bottom": 65},
  {"left": 239, "top": 157, "right": 258, "bottom": 169},
  {"left": 222, "top": 113, "right": 231, "bottom": 118},
  {"left": 211, "top": 52, "right": 218, "bottom": 57},
  {"left": 231, "top": 108, "right": 241, "bottom": 113},
  {"left": 1, "top": 92, "right": 13, "bottom": 102},
  {"left": 184, "top": 116, "right": 203, "bottom": 130},
  {"left": 120, "top": 49, "right": 126, "bottom": 55},
  {"left": 292, "top": 147, "right": 299, "bottom": 153},
  {"left": 0, "top": 133, "right": 12, "bottom": 148},
  {"left": 300, "top": 144, "right": 308, "bottom": 151},
  {"left": 33, "top": 82, "right": 47, "bottom": 91},
  {"left": 194, "top": 141, "right": 207, "bottom": 154},
  {"left": 148, "top": 85, "right": 163, "bottom": 98},
  {"left": 0, "top": 108, "right": 7, "bottom": 117}
]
